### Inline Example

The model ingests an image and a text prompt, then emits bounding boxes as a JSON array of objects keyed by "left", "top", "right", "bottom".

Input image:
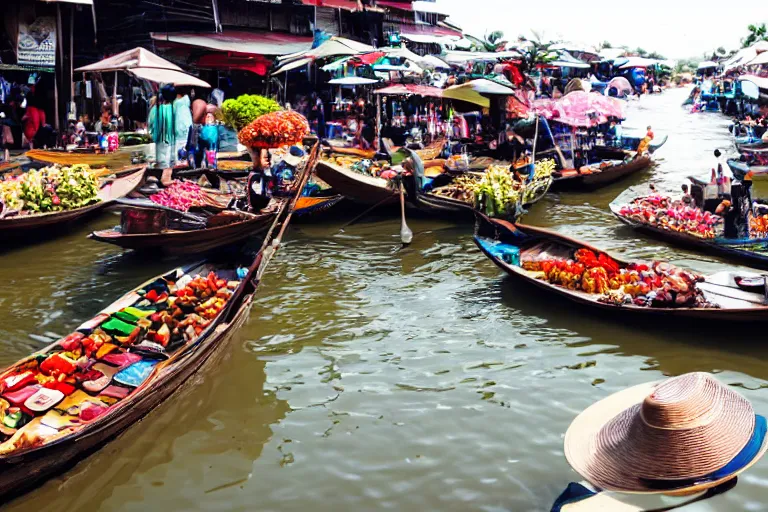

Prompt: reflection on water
[{"left": 2, "top": 88, "right": 767, "bottom": 511}]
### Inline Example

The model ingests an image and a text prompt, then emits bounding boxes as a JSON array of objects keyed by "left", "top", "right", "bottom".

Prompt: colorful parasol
[
  {"left": 532, "top": 91, "right": 624, "bottom": 127},
  {"left": 238, "top": 110, "right": 309, "bottom": 149}
]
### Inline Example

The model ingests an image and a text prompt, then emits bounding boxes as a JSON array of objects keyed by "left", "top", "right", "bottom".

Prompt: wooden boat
[
  {"left": 89, "top": 207, "right": 277, "bottom": 255},
  {"left": 90, "top": 145, "right": 323, "bottom": 254},
  {"left": 609, "top": 201, "right": 768, "bottom": 270},
  {"left": 0, "top": 166, "right": 145, "bottom": 236},
  {"left": 728, "top": 159, "right": 768, "bottom": 181},
  {"left": 0, "top": 138, "right": 312, "bottom": 502},
  {"left": 294, "top": 194, "right": 344, "bottom": 217},
  {"left": 474, "top": 213, "right": 768, "bottom": 322},
  {"left": 315, "top": 159, "right": 397, "bottom": 206},
  {"left": 25, "top": 149, "right": 135, "bottom": 169},
  {"left": 0, "top": 161, "right": 21, "bottom": 175},
  {"left": 550, "top": 154, "right": 652, "bottom": 192}
]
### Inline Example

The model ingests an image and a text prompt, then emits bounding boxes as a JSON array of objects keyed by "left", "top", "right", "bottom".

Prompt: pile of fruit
[
  {"left": 430, "top": 174, "right": 481, "bottom": 203},
  {"left": 617, "top": 195, "right": 722, "bottom": 239},
  {"left": 522, "top": 248, "right": 714, "bottom": 308},
  {"left": 0, "top": 270, "right": 239, "bottom": 452},
  {"left": 474, "top": 165, "right": 525, "bottom": 217},
  {"left": 322, "top": 154, "right": 389, "bottom": 178},
  {"left": 238, "top": 110, "right": 309, "bottom": 149},
  {"left": 0, "top": 164, "right": 100, "bottom": 214},
  {"left": 749, "top": 213, "right": 768, "bottom": 239},
  {"left": 522, "top": 159, "right": 555, "bottom": 205},
  {"left": 149, "top": 181, "right": 207, "bottom": 212}
]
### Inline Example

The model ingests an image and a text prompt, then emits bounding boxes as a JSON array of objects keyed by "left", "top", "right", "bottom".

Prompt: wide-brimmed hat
[{"left": 564, "top": 372, "right": 766, "bottom": 494}]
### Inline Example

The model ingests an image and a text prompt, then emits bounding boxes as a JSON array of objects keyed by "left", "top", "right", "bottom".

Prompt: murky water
[{"left": 3, "top": 88, "right": 768, "bottom": 511}]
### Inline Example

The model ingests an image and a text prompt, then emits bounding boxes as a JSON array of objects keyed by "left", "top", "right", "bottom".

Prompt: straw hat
[{"left": 564, "top": 372, "right": 765, "bottom": 494}]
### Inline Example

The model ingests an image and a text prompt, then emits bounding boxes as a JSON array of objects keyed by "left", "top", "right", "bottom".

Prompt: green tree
[
  {"left": 483, "top": 30, "right": 507, "bottom": 52},
  {"left": 517, "top": 34, "right": 559, "bottom": 74},
  {"left": 647, "top": 51, "right": 666, "bottom": 60},
  {"left": 600, "top": 41, "right": 612, "bottom": 49},
  {"left": 742, "top": 23, "right": 768, "bottom": 48},
  {"left": 634, "top": 47, "right": 648, "bottom": 57}
]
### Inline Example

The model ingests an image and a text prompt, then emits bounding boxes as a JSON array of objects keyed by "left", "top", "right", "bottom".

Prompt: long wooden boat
[
  {"left": 474, "top": 213, "right": 768, "bottom": 322},
  {"left": 0, "top": 166, "right": 144, "bottom": 235},
  {"left": 294, "top": 194, "right": 344, "bottom": 218},
  {"left": 0, "top": 140, "right": 312, "bottom": 502},
  {"left": 89, "top": 208, "right": 277, "bottom": 255},
  {"left": 550, "top": 154, "right": 652, "bottom": 192},
  {"left": 315, "top": 159, "right": 398, "bottom": 206},
  {"left": 609, "top": 202, "right": 768, "bottom": 270},
  {"left": 728, "top": 159, "right": 768, "bottom": 181},
  {"left": 25, "top": 149, "right": 135, "bottom": 169}
]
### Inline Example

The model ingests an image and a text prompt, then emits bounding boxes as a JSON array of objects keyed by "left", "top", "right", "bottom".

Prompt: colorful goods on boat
[
  {"left": 749, "top": 214, "right": 768, "bottom": 239},
  {"left": 522, "top": 248, "right": 713, "bottom": 308},
  {"left": 322, "top": 154, "right": 389, "bottom": 178},
  {"left": 430, "top": 174, "right": 481, "bottom": 203},
  {"left": 0, "top": 164, "right": 99, "bottom": 213},
  {"left": 149, "top": 181, "right": 207, "bottom": 212},
  {"left": 474, "top": 165, "right": 526, "bottom": 217},
  {"left": 0, "top": 270, "right": 239, "bottom": 454},
  {"left": 617, "top": 195, "right": 722, "bottom": 239},
  {"left": 522, "top": 159, "right": 555, "bottom": 205},
  {"left": 238, "top": 111, "right": 309, "bottom": 149}
]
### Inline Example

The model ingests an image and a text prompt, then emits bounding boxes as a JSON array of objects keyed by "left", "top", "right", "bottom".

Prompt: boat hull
[
  {"left": 90, "top": 212, "right": 274, "bottom": 254},
  {"left": 315, "top": 160, "right": 397, "bottom": 206},
  {"left": 0, "top": 167, "right": 144, "bottom": 237},
  {"left": 474, "top": 215, "right": 768, "bottom": 322},
  {"left": 550, "top": 156, "right": 652, "bottom": 192},
  {"left": 611, "top": 206, "right": 768, "bottom": 270},
  {"left": 0, "top": 295, "right": 252, "bottom": 502}
]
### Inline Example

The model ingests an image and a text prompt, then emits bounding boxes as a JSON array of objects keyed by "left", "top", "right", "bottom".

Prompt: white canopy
[
  {"left": 328, "top": 77, "right": 379, "bottom": 85},
  {"left": 75, "top": 47, "right": 210, "bottom": 87},
  {"left": 619, "top": 57, "right": 663, "bottom": 69},
  {"left": 442, "top": 78, "right": 517, "bottom": 108},
  {"left": 697, "top": 60, "right": 718, "bottom": 69},
  {"left": 747, "top": 51, "right": 768, "bottom": 67},
  {"left": 417, "top": 55, "right": 451, "bottom": 70}
]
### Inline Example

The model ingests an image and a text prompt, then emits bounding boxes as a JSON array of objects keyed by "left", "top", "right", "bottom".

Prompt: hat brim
[{"left": 564, "top": 381, "right": 767, "bottom": 495}]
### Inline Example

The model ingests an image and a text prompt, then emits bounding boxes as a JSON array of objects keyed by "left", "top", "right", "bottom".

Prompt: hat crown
[{"left": 640, "top": 373, "right": 721, "bottom": 430}]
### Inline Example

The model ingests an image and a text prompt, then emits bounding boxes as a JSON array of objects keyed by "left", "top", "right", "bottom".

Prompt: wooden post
[
  {"left": 375, "top": 93, "right": 381, "bottom": 151},
  {"left": 55, "top": 4, "right": 63, "bottom": 132},
  {"left": 211, "top": 0, "right": 221, "bottom": 32},
  {"left": 113, "top": 71, "right": 118, "bottom": 116},
  {"left": 69, "top": 6, "right": 74, "bottom": 119}
]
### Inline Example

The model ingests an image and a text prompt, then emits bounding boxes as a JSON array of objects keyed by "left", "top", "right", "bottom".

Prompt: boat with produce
[
  {"left": 90, "top": 144, "right": 321, "bottom": 254},
  {"left": 0, "top": 127, "right": 311, "bottom": 500},
  {"left": 0, "top": 165, "right": 144, "bottom": 236},
  {"left": 316, "top": 153, "right": 398, "bottom": 206},
  {"left": 550, "top": 153, "right": 652, "bottom": 192},
  {"left": 415, "top": 159, "right": 555, "bottom": 219},
  {"left": 474, "top": 213, "right": 768, "bottom": 322},
  {"left": 610, "top": 189, "right": 768, "bottom": 269}
]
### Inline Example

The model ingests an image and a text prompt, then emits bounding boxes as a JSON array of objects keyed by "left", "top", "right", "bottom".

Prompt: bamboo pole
[
  {"left": 69, "top": 6, "right": 74, "bottom": 120},
  {"left": 55, "top": 4, "right": 63, "bottom": 132},
  {"left": 113, "top": 71, "right": 118, "bottom": 117},
  {"left": 375, "top": 93, "right": 381, "bottom": 152}
]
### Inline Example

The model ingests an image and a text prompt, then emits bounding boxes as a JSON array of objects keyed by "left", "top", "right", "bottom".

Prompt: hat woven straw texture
[{"left": 564, "top": 372, "right": 756, "bottom": 493}]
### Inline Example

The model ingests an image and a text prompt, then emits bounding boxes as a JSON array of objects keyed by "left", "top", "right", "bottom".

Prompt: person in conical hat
[{"left": 552, "top": 372, "right": 767, "bottom": 511}]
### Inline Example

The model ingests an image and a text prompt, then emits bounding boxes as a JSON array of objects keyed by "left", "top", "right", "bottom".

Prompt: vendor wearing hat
[
  {"left": 271, "top": 146, "right": 304, "bottom": 196},
  {"left": 552, "top": 372, "right": 767, "bottom": 511}
]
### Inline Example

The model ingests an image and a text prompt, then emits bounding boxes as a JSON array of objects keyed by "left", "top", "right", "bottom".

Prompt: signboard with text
[{"left": 18, "top": 17, "right": 56, "bottom": 68}]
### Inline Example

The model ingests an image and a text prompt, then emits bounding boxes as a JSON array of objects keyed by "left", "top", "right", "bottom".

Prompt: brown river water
[{"left": 2, "top": 87, "right": 768, "bottom": 511}]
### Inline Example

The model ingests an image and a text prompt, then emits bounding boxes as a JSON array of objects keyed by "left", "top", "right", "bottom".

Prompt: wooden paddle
[{"left": 399, "top": 180, "right": 413, "bottom": 245}]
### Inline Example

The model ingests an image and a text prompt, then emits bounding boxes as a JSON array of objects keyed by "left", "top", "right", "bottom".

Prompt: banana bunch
[
  {"left": 431, "top": 174, "right": 481, "bottom": 203},
  {"left": 473, "top": 166, "right": 522, "bottom": 218},
  {"left": 532, "top": 158, "right": 556, "bottom": 180}
]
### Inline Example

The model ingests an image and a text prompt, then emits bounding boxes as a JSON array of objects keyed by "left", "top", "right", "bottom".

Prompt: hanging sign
[{"left": 17, "top": 17, "right": 57, "bottom": 68}]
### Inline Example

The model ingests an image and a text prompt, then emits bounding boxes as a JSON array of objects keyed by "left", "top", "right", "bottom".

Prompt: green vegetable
[
  {"left": 218, "top": 95, "right": 282, "bottom": 132},
  {"left": 0, "top": 164, "right": 100, "bottom": 213}
]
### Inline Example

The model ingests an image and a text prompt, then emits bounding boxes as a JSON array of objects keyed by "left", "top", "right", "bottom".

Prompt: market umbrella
[
  {"left": 532, "top": 91, "right": 624, "bottom": 127},
  {"left": 442, "top": 78, "right": 518, "bottom": 108},
  {"left": 75, "top": 47, "right": 210, "bottom": 87},
  {"left": 374, "top": 84, "right": 443, "bottom": 98}
]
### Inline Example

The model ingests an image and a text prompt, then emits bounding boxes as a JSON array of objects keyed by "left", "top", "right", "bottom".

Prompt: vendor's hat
[
  {"left": 283, "top": 146, "right": 305, "bottom": 167},
  {"left": 564, "top": 372, "right": 766, "bottom": 494}
]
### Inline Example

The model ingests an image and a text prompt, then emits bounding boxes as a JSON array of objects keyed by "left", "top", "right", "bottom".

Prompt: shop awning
[
  {"left": 374, "top": 84, "right": 443, "bottom": 97},
  {"left": 442, "top": 78, "right": 518, "bottom": 108},
  {"left": 151, "top": 31, "right": 313, "bottom": 57},
  {"left": 38, "top": 0, "right": 93, "bottom": 4},
  {"left": 400, "top": 24, "right": 462, "bottom": 39},
  {"left": 328, "top": 77, "right": 379, "bottom": 85},
  {"left": 377, "top": 0, "right": 412, "bottom": 10},
  {"left": 129, "top": 68, "right": 210, "bottom": 87},
  {"left": 300, "top": 0, "right": 364, "bottom": 11},
  {"left": 273, "top": 37, "right": 375, "bottom": 75}
]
